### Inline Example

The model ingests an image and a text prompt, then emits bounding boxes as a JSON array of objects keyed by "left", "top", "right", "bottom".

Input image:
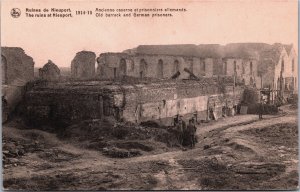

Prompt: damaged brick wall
[
  {"left": 24, "top": 88, "right": 106, "bottom": 126},
  {"left": 24, "top": 79, "right": 243, "bottom": 127},
  {"left": 223, "top": 58, "right": 260, "bottom": 88},
  {"left": 1, "top": 47, "right": 34, "bottom": 85},
  {"left": 1, "top": 47, "right": 35, "bottom": 123},
  {"left": 96, "top": 53, "right": 214, "bottom": 79},
  {"left": 39, "top": 60, "right": 61, "bottom": 81},
  {"left": 71, "top": 51, "right": 96, "bottom": 79}
]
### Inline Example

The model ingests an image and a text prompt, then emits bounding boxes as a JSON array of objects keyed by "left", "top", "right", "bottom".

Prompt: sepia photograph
[{"left": 1, "top": 0, "right": 298, "bottom": 190}]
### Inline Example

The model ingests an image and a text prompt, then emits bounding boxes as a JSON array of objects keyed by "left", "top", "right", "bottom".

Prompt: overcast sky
[{"left": 1, "top": 0, "right": 298, "bottom": 67}]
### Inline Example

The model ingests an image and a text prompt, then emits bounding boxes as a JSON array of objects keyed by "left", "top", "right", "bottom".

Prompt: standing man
[
  {"left": 175, "top": 116, "right": 185, "bottom": 145},
  {"left": 258, "top": 101, "right": 264, "bottom": 120},
  {"left": 187, "top": 118, "right": 197, "bottom": 148}
]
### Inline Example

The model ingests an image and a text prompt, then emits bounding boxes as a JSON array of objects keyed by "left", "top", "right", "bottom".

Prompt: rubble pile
[
  {"left": 2, "top": 136, "right": 42, "bottom": 168},
  {"left": 102, "top": 147, "right": 141, "bottom": 158},
  {"left": 60, "top": 119, "right": 179, "bottom": 158},
  {"left": 240, "top": 123, "right": 298, "bottom": 147}
]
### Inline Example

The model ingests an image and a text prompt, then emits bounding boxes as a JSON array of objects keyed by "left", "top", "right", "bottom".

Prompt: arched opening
[
  {"left": 119, "top": 58, "right": 126, "bottom": 76},
  {"left": 2, "top": 55, "right": 7, "bottom": 84},
  {"left": 128, "top": 60, "right": 134, "bottom": 72},
  {"left": 242, "top": 78, "right": 245, "bottom": 85},
  {"left": 224, "top": 61, "right": 227, "bottom": 75},
  {"left": 158, "top": 59, "right": 163, "bottom": 78},
  {"left": 292, "top": 59, "right": 294, "bottom": 72},
  {"left": 250, "top": 77, "right": 254, "bottom": 85},
  {"left": 250, "top": 61, "right": 253, "bottom": 74},
  {"left": 174, "top": 60, "right": 179, "bottom": 73},
  {"left": 189, "top": 59, "right": 194, "bottom": 73},
  {"left": 281, "top": 60, "right": 284, "bottom": 72},
  {"left": 139, "top": 59, "right": 147, "bottom": 78}
]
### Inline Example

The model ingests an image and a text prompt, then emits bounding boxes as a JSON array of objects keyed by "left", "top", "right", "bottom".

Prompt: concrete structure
[
  {"left": 39, "top": 60, "right": 61, "bottom": 81},
  {"left": 23, "top": 77, "right": 242, "bottom": 127},
  {"left": 71, "top": 51, "right": 96, "bottom": 79}
]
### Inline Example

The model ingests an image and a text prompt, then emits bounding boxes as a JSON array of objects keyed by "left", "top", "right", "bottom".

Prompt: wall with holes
[
  {"left": 119, "top": 82, "right": 243, "bottom": 125},
  {"left": 97, "top": 53, "right": 214, "bottom": 79},
  {"left": 23, "top": 80, "right": 244, "bottom": 127}
]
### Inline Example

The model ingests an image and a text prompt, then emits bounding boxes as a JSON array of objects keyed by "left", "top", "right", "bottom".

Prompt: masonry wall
[
  {"left": 223, "top": 58, "right": 261, "bottom": 88},
  {"left": 258, "top": 59, "right": 275, "bottom": 89},
  {"left": 97, "top": 53, "right": 214, "bottom": 79},
  {"left": 24, "top": 81, "right": 244, "bottom": 127},
  {"left": 39, "top": 61, "right": 61, "bottom": 81},
  {"left": 71, "top": 51, "right": 96, "bottom": 79},
  {"left": 274, "top": 50, "right": 289, "bottom": 92},
  {"left": 24, "top": 88, "right": 105, "bottom": 126},
  {"left": 289, "top": 49, "right": 298, "bottom": 93},
  {"left": 1, "top": 47, "right": 34, "bottom": 85},
  {"left": 97, "top": 53, "right": 262, "bottom": 90},
  {"left": 1, "top": 47, "right": 35, "bottom": 123}
]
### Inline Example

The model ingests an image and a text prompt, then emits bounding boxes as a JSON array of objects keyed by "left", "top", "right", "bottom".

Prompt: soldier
[
  {"left": 258, "top": 101, "right": 264, "bottom": 120},
  {"left": 187, "top": 118, "right": 197, "bottom": 148},
  {"left": 175, "top": 116, "right": 186, "bottom": 145}
]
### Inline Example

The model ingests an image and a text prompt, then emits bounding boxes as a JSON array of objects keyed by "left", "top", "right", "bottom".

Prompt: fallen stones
[{"left": 102, "top": 147, "right": 141, "bottom": 158}]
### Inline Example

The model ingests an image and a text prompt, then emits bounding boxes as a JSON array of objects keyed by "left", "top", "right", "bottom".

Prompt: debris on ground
[{"left": 2, "top": 106, "right": 298, "bottom": 190}]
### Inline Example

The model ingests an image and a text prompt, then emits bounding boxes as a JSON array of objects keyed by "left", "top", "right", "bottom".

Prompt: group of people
[{"left": 174, "top": 116, "right": 197, "bottom": 148}]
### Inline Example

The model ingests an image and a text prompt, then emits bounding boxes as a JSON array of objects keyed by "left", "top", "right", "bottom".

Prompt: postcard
[{"left": 1, "top": 0, "right": 298, "bottom": 190}]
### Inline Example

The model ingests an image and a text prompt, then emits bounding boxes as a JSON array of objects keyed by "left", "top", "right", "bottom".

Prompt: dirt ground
[{"left": 2, "top": 105, "right": 298, "bottom": 190}]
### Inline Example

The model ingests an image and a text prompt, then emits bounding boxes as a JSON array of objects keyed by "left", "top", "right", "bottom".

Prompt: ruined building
[
  {"left": 24, "top": 77, "right": 242, "bottom": 127},
  {"left": 9, "top": 43, "right": 297, "bottom": 127},
  {"left": 71, "top": 51, "right": 96, "bottom": 79},
  {"left": 39, "top": 60, "right": 61, "bottom": 81},
  {"left": 272, "top": 44, "right": 297, "bottom": 95},
  {"left": 97, "top": 53, "right": 214, "bottom": 80},
  {"left": 96, "top": 44, "right": 261, "bottom": 88},
  {"left": 1, "top": 47, "right": 35, "bottom": 122},
  {"left": 1, "top": 47, "right": 34, "bottom": 85},
  {"left": 96, "top": 43, "right": 298, "bottom": 93}
]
